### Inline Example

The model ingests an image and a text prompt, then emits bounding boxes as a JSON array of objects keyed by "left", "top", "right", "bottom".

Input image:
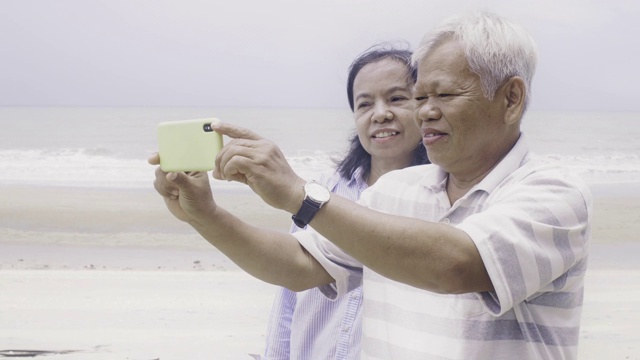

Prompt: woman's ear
[{"left": 502, "top": 76, "right": 526, "bottom": 125}]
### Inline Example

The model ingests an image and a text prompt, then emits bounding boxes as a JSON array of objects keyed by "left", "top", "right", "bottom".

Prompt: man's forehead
[
  {"left": 419, "top": 40, "right": 465, "bottom": 68},
  {"left": 414, "top": 43, "right": 471, "bottom": 88},
  {"left": 414, "top": 65, "right": 462, "bottom": 90}
]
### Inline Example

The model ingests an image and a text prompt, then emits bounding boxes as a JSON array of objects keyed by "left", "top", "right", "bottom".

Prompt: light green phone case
[{"left": 158, "top": 118, "right": 223, "bottom": 172}]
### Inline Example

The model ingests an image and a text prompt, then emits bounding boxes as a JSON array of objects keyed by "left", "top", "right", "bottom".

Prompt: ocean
[{"left": 0, "top": 107, "right": 639, "bottom": 190}]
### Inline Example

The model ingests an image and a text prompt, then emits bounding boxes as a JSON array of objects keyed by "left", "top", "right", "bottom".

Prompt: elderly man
[{"left": 151, "top": 11, "right": 591, "bottom": 360}]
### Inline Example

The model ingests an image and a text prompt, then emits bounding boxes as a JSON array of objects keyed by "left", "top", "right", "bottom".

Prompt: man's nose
[{"left": 416, "top": 101, "right": 441, "bottom": 123}]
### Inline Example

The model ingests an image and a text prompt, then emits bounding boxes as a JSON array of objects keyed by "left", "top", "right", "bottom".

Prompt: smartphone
[{"left": 157, "top": 118, "right": 223, "bottom": 172}]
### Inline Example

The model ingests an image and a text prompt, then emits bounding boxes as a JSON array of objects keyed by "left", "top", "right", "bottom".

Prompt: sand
[{"left": 1, "top": 184, "right": 639, "bottom": 359}]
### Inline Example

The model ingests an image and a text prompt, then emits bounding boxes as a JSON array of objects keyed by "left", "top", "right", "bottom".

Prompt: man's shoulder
[
  {"left": 497, "top": 155, "right": 593, "bottom": 209},
  {"left": 363, "top": 164, "right": 438, "bottom": 202},
  {"left": 360, "top": 164, "right": 436, "bottom": 209},
  {"left": 378, "top": 164, "right": 436, "bottom": 184},
  {"left": 517, "top": 155, "right": 591, "bottom": 193}
]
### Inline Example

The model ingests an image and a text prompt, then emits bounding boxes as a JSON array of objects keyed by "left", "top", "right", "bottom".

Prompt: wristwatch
[{"left": 292, "top": 181, "right": 331, "bottom": 228}]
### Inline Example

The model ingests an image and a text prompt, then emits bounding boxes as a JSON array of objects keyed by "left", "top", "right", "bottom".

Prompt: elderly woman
[{"left": 262, "top": 45, "right": 428, "bottom": 360}]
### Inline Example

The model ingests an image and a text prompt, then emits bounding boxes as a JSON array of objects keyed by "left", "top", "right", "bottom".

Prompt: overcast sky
[{"left": 1, "top": 0, "right": 638, "bottom": 111}]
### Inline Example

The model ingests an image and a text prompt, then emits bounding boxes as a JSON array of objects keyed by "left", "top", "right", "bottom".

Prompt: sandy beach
[{"left": 1, "top": 184, "right": 639, "bottom": 359}]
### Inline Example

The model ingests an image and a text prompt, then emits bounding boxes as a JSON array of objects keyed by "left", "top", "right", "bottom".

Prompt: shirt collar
[
  {"left": 475, "top": 133, "right": 529, "bottom": 194},
  {"left": 329, "top": 166, "right": 368, "bottom": 191},
  {"left": 351, "top": 166, "right": 369, "bottom": 190},
  {"left": 421, "top": 166, "right": 448, "bottom": 192}
]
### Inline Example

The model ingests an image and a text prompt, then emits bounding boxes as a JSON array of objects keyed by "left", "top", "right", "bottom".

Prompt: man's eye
[
  {"left": 414, "top": 96, "right": 428, "bottom": 101},
  {"left": 391, "top": 96, "right": 408, "bottom": 102},
  {"left": 438, "top": 93, "right": 453, "bottom": 98},
  {"left": 357, "top": 102, "right": 371, "bottom": 109}
]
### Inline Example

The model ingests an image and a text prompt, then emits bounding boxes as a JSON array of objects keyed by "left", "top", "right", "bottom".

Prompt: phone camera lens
[{"left": 203, "top": 124, "right": 213, "bottom": 132}]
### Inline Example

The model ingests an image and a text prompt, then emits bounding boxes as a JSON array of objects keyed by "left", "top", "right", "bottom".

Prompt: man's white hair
[{"left": 412, "top": 11, "right": 538, "bottom": 111}]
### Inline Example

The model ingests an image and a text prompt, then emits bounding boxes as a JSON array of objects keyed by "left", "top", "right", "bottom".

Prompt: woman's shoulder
[{"left": 313, "top": 168, "right": 343, "bottom": 188}]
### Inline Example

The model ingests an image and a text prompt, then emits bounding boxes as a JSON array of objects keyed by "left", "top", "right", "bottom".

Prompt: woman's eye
[
  {"left": 390, "top": 96, "right": 408, "bottom": 102},
  {"left": 356, "top": 102, "right": 371, "bottom": 109},
  {"left": 414, "top": 96, "right": 428, "bottom": 102}
]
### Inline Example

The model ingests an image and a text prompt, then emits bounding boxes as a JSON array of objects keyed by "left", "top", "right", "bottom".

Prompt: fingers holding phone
[
  {"left": 151, "top": 164, "right": 217, "bottom": 224},
  {"left": 151, "top": 118, "right": 223, "bottom": 223}
]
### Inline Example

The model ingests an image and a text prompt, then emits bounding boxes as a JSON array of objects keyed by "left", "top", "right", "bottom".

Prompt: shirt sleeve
[
  {"left": 294, "top": 228, "right": 363, "bottom": 300},
  {"left": 457, "top": 166, "right": 592, "bottom": 316}
]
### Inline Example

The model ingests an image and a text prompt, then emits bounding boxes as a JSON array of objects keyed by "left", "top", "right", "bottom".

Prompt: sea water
[{"left": 0, "top": 107, "right": 638, "bottom": 190}]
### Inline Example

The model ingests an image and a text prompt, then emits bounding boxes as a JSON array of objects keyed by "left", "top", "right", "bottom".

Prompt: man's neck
[{"left": 445, "top": 132, "right": 521, "bottom": 204}]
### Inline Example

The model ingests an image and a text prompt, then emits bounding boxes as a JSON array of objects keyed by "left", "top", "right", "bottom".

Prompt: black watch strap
[{"left": 292, "top": 198, "right": 323, "bottom": 228}]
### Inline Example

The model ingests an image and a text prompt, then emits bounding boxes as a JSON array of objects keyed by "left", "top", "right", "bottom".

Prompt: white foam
[
  {"left": 0, "top": 148, "right": 336, "bottom": 190},
  {"left": 538, "top": 153, "right": 640, "bottom": 184},
  {"left": 0, "top": 149, "right": 153, "bottom": 188},
  {"left": 1, "top": 148, "right": 637, "bottom": 189}
]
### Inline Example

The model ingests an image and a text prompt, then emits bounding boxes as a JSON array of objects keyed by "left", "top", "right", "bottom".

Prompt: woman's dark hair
[{"left": 336, "top": 43, "right": 429, "bottom": 181}]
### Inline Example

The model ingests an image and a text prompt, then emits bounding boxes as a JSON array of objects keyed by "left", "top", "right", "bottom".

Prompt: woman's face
[{"left": 352, "top": 58, "right": 421, "bottom": 169}]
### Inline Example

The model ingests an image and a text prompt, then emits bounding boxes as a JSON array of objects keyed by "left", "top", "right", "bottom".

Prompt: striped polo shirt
[{"left": 295, "top": 135, "right": 592, "bottom": 359}]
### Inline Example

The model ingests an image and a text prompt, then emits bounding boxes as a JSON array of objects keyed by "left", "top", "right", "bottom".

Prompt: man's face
[{"left": 413, "top": 39, "right": 511, "bottom": 179}]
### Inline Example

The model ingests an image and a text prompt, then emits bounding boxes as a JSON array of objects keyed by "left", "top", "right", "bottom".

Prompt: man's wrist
[
  {"left": 283, "top": 177, "right": 307, "bottom": 214},
  {"left": 291, "top": 180, "right": 331, "bottom": 228}
]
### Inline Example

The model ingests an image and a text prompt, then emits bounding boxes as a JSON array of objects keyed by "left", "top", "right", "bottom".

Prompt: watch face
[{"left": 305, "top": 182, "right": 331, "bottom": 202}]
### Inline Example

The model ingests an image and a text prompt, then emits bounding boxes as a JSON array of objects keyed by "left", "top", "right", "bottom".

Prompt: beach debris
[
  {"left": 0, "top": 349, "right": 81, "bottom": 357},
  {"left": 0, "top": 345, "right": 108, "bottom": 358}
]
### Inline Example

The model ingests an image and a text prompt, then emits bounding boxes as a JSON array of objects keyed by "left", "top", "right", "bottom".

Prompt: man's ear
[{"left": 502, "top": 76, "right": 526, "bottom": 125}]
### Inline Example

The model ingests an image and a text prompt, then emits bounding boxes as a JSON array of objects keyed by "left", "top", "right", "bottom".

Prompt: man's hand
[
  {"left": 148, "top": 153, "right": 217, "bottom": 225},
  {"left": 212, "top": 122, "right": 306, "bottom": 213}
]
